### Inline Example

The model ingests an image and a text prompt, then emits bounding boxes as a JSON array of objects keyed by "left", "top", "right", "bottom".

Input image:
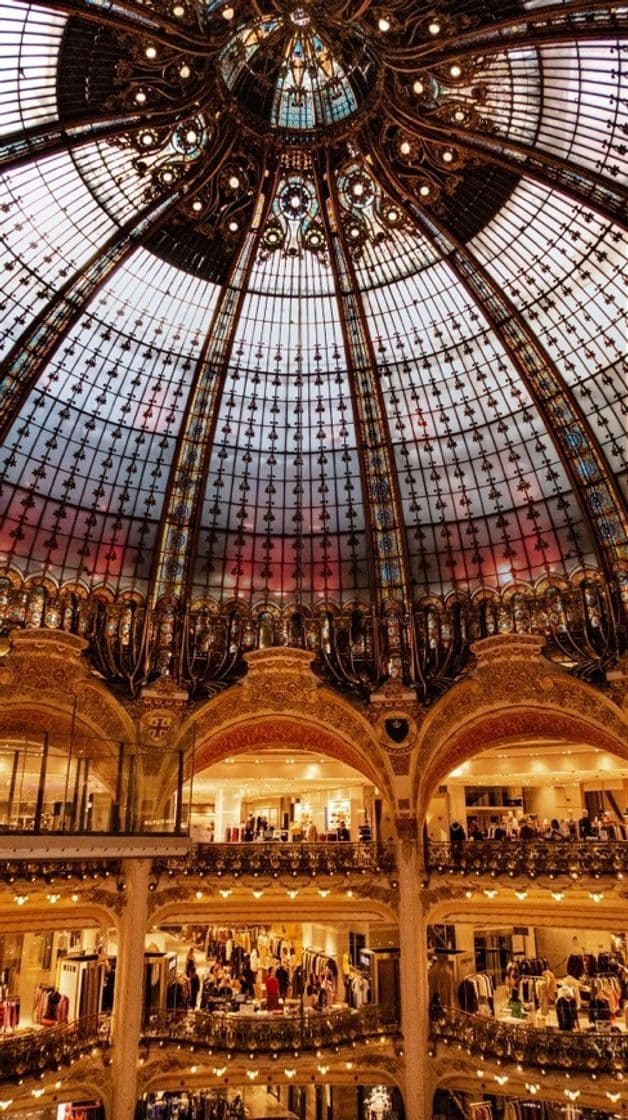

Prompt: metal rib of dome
[{"left": 0, "top": 0, "right": 626, "bottom": 699}]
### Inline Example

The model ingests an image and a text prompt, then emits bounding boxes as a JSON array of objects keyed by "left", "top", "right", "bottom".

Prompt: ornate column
[
  {"left": 111, "top": 859, "right": 150, "bottom": 1120},
  {"left": 397, "top": 821, "right": 429, "bottom": 1120}
]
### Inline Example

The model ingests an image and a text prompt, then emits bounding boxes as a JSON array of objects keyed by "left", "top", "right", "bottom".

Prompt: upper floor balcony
[
  {"left": 153, "top": 840, "right": 396, "bottom": 882},
  {"left": 430, "top": 1006, "right": 627, "bottom": 1076},
  {"left": 0, "top": 1014, "right": 110, "bottom": 1084},
  {"left": 142, "top": 1002, "right": 399, "bottom": 1055},
  {"left": 425, "top": 840, "right": 628, "bottom": 881}
]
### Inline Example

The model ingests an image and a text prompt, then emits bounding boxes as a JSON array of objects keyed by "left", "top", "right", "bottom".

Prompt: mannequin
[
  {"left": 556, "top": 982, "right": 579, "bottom": 1030},
  {"left": 535, "top": 969, "right": 557, "bottom": 1021}
]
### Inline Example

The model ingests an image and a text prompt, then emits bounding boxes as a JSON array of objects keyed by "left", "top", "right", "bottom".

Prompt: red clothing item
[{"left": 265, "top": 974, "right": 280, "bottom": 1011}]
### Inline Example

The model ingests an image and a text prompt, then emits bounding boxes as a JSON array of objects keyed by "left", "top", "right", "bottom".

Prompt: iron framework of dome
[{"left": 0, "top": 0, "right": 626, "bottom": 700}]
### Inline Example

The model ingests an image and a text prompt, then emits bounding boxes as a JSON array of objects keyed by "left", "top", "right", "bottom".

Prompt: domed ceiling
[{"left": 0, "top": 0, "right": 625, "bottom": 695}]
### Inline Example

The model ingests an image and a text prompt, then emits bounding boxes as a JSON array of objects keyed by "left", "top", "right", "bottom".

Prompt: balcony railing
[
  {"left": 0, "top": 858, "right": 122, "bottom": 885},
  {"left": 426, "top": 840, "right": 628, "bottom": 879},
  {"left": 430, "top": 1007, "right": 627, "bottom": 1075},
  {"left": 142, "top": 1003, "right": 399, "bottom": 1053},
  {"left": 153, "top": 841, "right": 396, "bottom": 880},
  {"left": 0, "top": 1014, "right": 110, "bottom": 1083}
]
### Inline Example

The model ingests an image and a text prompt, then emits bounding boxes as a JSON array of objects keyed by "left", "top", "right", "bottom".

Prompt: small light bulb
[
  {"left": 378, "top": 16, "right": 391, "bottom": 32},
  {"left": 400, "top": 140, "right": 411, "bottom": 155},
  {"left": 228, "top": 175, "right": 240, "bottom": 189},
  {"left": 222, "top": 4, "right": 234, "bottom": 18},
  {"left": 450, "top": 64, "right": 461, "bottom": 78},
  {"left": 428, "top": 20, "right": 441, "bottom": 35},
  {"left": 135, "top": 91, "right": 147, "bottom": 104},
  {"left": 179, "top": 64, "right": 191, "bottom": 79},
  {"left": 413, "top": 79, "right": 424, "bottom": 95},
  {"left": 145, "top": 45, "right": 157, "bottom": 59},
  {"left": 443, "top": 150, "right": 454, "bottom": 163}
]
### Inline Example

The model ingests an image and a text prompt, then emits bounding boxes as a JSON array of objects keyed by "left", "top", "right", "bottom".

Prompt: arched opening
[
  {"left": 187, "top": 744, "right": 390, "bottom": 847},
  {"left": 426, "top": 738, "right": 628, "bottom": 849}
]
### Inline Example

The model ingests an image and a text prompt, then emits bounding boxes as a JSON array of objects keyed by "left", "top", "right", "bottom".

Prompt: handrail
[
  {"left": 142, "top": 1003, "right": 399, "bottom": 1053},
  {"left": 430, "top": 1006, "right": 627, "bottom": 1074},
  {"left": 426, "top": 839, "right": 628, "bottom": 879},
  {"left": 0, "top": 1014, "right": 111, "bottom": 1082},
  {"left": 153, "top": 841, "right": 396, "bottom": 879}
]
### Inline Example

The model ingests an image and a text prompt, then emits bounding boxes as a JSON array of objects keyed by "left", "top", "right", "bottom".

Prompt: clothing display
[
  {"left": 555, "top": 991, "right": 579, "bottom": 1031},
  {"left": 32, "top": 985, "right": 69, "bottom": 1025},
  {"left": 503, "top": 1104, "right": 549, "bottom": 1119},
  {"left": 458, "top": 973, "right": 495, "bottom": 1016},
  {"left": 468, "top": 1103, "right": 493, "bottom": 1120},
  {"left": 345, "top": 969, "right": 371, "bottom": 1009},
  {"left": 0, "top": 996, "right": 20, "bottom": 1030},
  {"left": 143, "top": 1091, "right": 246, "bottom": 1120}
]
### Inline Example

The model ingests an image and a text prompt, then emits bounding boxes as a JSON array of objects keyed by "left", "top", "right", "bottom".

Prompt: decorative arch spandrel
[{"left": 173, "top": 648, "right": 395, "bottom": 805}]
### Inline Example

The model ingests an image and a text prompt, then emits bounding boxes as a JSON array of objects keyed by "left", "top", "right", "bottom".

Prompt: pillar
[
  {"left": 111, "top": 859, "right": 149, "bottom": 1120},
  {"left": 397, "top": 826, "right": 429, "bottom": 1120}
]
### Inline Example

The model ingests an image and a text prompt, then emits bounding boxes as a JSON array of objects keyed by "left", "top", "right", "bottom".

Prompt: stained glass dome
[{"left": 0, "top": 0, "right": 626, "bottom": 697}]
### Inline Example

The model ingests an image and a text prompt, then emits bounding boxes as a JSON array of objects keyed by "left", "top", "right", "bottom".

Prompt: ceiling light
[
  {"left": 229, "top": 175, "right": 240, "bottom": 189},
  {"left": 135, "top": 91, "right": 147, "bottom": 104},
  {"left": 443, "top": 150, "right": 454, "bottom": 163},
  {"left": 450, "top": 64, "right": 462, "bottom": 78},
  {"left": 145, "top": 45, "right": 157, "bottom": 59},
  {"left": 378, "top": 17, "right": 391, "bottom": 32},
  {"left": 179, "top": 64, "right": 191, "bottom": 79},
  {"left": 192, "top": 200, "right": 203, "bottom": 212},
  {"left": 428, "top": 21, "right": 441, "bottom": 35},
  {"left": 400, "top": 141, "right": 411, "bottom": 155},
  {"left": 172, "top": 3, "right": 185, "bottom": 15}
]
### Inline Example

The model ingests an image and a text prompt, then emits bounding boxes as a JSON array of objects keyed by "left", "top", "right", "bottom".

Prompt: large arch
[
  {"left": 172, "top": 649, "right": 394, "bottom": 805},
  {"left": 413, "top": 635, "right": 627, "bottom": 825}
]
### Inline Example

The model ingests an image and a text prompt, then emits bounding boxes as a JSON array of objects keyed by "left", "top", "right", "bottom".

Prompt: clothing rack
[{"left": 458, "top": 972, "right": 495, "bottom": 1016}]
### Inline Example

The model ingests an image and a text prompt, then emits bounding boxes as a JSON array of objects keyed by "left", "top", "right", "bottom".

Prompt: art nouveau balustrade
[
  {"left": 0, "top": 859, "right": 123, "bottom": 886},
  {"left": 426, "top": 841, "right": 628, "bottom": 881},
  {"left": 141, "top": 1003, "right": 399, "bottom": 1055},
  {"left": 153, "top": 841, "right": 396, "bottom": 881},
  {"left": 0, "top": 1014, "right": 110, "bottom": 1083},
  {"left": 430, "top": 1008, "right": 627, "bottom": 1076}
]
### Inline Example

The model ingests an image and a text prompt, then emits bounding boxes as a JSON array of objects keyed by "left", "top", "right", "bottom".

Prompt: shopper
[
  {"left": 264, "top": 967, "right": 280, "bottom": 1011},
  {"left": 185, "top": 947, "right": 200, "bottom": 1009}
]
